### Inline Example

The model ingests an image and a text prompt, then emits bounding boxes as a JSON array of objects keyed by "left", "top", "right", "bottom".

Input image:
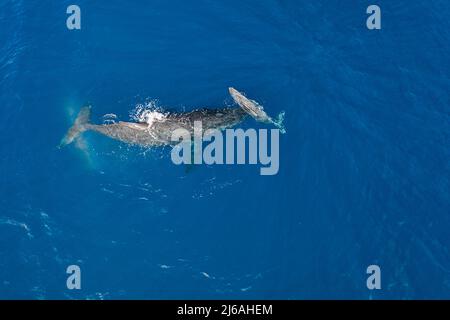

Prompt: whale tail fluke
[
  {"left": 229, "top": 87, "right": 285, "bottom": 134},
  {"left": 59, "top": 106, "right": 91, "bottom": 148}
]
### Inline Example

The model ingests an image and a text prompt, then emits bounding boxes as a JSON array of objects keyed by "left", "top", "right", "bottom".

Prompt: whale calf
[{"left": 60, "top": 87, "right": 283, "bottom": 148}]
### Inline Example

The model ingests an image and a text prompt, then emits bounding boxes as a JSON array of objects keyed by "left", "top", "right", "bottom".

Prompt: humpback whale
[{"left": 60, "top": 87, "right": 283, "bottom": 148}]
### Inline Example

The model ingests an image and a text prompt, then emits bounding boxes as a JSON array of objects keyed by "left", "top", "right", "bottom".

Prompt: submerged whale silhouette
[{"left": 60, "top": 87, "right": 283, "bottom": 148}]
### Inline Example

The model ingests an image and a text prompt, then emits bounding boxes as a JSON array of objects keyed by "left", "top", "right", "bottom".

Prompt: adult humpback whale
[{"left": 60, "top": 87, "right": 284, "bottom": 148}]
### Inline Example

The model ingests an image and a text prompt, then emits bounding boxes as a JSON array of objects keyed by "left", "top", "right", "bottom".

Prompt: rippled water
[{"left": 0, "top": 1, "right": 449, "bottom": 299}]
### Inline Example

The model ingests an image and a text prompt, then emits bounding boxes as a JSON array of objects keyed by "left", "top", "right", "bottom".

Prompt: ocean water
[{"left": 0, "top": 0, "right": 449, "bottom": 299}]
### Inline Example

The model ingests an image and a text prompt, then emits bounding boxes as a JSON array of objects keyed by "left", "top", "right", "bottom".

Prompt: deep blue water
[{"left": 1, "top": 0, "right": 449, "bottom": 299}]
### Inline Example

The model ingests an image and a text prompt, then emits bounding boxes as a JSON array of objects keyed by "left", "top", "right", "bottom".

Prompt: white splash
[
  {"left": 0, "top": 217, "right": 33, "bottom": 238},
  {"left": 130, "top": 100, "right": 167, "bottom": 127},
  {"left": 102, "top": 113, "right": 117, "bottom": 124},
  {"left": 201, "top": 272, "right": 214, "bottom": 279}
]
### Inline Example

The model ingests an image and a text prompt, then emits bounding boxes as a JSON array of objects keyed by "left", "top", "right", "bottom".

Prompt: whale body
[{"left": 60, "top": 87, "right": 281, "bottom": 148}]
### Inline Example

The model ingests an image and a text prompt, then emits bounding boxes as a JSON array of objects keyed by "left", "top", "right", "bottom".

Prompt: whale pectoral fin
[
  {"left": 183, "top": 143, "right": 199, "bottom": 174},
  {"left": 59, "top": 106, "right": 92, "bottom": 148},
  {"left": 184, "top": 163, "right": 194, "bottom": 174},
  {"left": 228, "top": 87, "right": 286, "bottom": 133},
  {"left": 229, "top": 87, "right": 271, "bottom": 123}
]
